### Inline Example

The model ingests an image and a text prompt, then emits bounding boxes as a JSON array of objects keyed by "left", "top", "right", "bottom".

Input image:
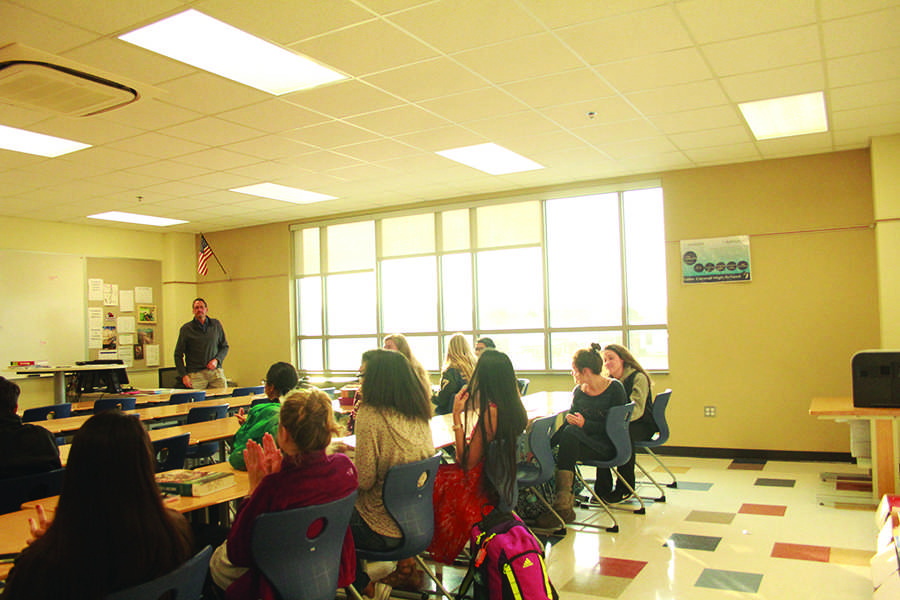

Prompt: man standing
[{"left": 174, "top": 298, "right": 229, "bottom": 389}]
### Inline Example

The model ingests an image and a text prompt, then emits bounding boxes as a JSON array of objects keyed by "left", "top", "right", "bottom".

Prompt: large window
[{"left": 294, "top": 184, "right": 667, "bottom": 372}]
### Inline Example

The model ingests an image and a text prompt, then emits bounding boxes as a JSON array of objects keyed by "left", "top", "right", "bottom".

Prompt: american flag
[{"left": 198, "top": 235, "right": 213, "bottom": 276}]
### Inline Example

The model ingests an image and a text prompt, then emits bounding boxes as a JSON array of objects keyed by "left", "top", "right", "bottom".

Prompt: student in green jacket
[{"left": 228, "top": 361, "right": 299, "bottom": 470}]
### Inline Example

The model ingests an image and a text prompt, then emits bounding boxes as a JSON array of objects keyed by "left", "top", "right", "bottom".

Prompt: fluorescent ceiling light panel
[
  {"left": 231, "top": 183, "right": 336, "bottom": 204},
  {"left": 739, "top": 91, "right": 828, "bottom": 140},
  {"left": 119, "top": 9, "right": 346, "bottom": 95},
  {"left": 87, "top": 211, "right": 187, "bottom": 227},
  {"left": 436, "top": 142, "right": 544, "bottom": 175},
  {"left": 0, "top": 124, "right": 91, "bottom": 157}
]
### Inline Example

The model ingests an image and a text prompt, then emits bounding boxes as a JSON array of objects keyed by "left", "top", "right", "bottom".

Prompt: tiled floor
[{"left": 429, "top": 456, "right": 876, "bottom": 599}]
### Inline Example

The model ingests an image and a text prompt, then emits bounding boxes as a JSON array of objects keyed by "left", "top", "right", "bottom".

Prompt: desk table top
[{"left": 809, "top": 396, "right": 900, "bottom": 417}]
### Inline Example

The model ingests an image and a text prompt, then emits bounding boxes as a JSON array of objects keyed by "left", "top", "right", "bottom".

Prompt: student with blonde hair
[{"left": 434, "top": 333, "right": 476, "bottom": 415}]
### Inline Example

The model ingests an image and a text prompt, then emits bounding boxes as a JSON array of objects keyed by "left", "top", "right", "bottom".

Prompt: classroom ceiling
[{"left": 1, "top": 0, "right": 899, "bottom": 234}]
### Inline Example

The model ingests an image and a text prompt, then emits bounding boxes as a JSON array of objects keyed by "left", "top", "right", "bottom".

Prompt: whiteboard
[{"left": 0, "top": 250, "right": 86, "bottom": 369}]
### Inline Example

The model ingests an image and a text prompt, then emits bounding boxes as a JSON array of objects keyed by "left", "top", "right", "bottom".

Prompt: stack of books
[{"left": 155, "top": 469, "right": 235, "bottom": 497}]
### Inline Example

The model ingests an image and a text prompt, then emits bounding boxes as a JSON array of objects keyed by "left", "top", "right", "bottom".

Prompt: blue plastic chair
[
  {"left": 351, "top": 454, "right": 452, "bottom": 600},
  {"left": 93, "top": 397, "right": 137, "bottom": 414},
  {"left": 104, "top": 545, "right": 212, "bottom": 600},
  {"left": 251, "top": 491, "right": 357, "bottom": 600},
  {"left": 515, "top": 413, "right": 566, "bottom": 531},
  {"left": 0, "top": 468, "right": 65, "bottom": 515},
  {"left": 634, "top": 390, "right": 676, "bottom": 494},
  {"left": 232, "top": 386, "right": 265, "bottom": 397},
  {"left": 22, "top": 403, "right": 72, "bottom": 422},
  {"left": 251, "top": 397, "right": 273, "bottom": 407},
  {"left": 151, "top": 433, "right": 191, "bottom": 472},
  {"left": 185, "top": 404, "right": 229, "bottom": 462},
  {"left": 517, "top": 378, "right": 530, "bottom": 395},
  {"left": 573, "top": 402, "right": 645, "bottom": 533},
  {"left": 168, "top": 391, "right": 206, "bottom": 405}
]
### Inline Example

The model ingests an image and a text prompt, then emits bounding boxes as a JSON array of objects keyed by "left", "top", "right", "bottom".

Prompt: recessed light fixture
[
  {"left": 0, "top": 124, "right": 91, "bottom": 157},
  {"left": 119, "top": 9, "right": 346, "bottom": 95},
  {"left": 436, "top": 142, "right": 544, "bottom": 175},
  {"left": 739, "top": 91, "right": 828, "bottom": 140},
  {"left": 87, "top": 211, "right": 187, "bottom": 227},
  {"left": 231, "top": 183, "right": 336, "bottom": 204}
]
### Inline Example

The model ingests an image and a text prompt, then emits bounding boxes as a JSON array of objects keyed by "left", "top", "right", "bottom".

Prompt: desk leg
[
  {"left": 52, "top": 372, "right": 66, "bottom": 404},
  {"left": 870, "top": 418, "right": 900, "bottom": 500}
]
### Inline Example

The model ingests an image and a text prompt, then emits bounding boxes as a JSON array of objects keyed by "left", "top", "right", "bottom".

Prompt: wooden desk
[
  {"left": 810, "top": 396, "right": 900, "bottom": 501},
  {"left": 12, "top": 364, "right": 129, "bottom": 404},
  {"left": 69, "top": 387, "right": 238, "bottom": 412},
  {"left": 36, "top": 395, "right": 256, "bottom": 435},
  {"left": 59, "top": 417, "right": 241, "bottom": 466}
]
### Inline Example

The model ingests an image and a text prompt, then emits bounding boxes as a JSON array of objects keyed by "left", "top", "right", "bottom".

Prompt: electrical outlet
[{"left": 704, "top": 406, "right": 716, "bottom": 417}]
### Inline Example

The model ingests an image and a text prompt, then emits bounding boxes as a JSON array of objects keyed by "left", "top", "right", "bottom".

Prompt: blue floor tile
[
  {"left": 695, "top": 568, "right": 763, "bottom": 592},
  {"left": 754, "top": 477, "right": 796, "bottom": 487},
  {"left": 674, "top": 481, "right": 714, "bottom": 491},
  {"left": 665, "top": 533, "right": 722, "bottom": 552}
]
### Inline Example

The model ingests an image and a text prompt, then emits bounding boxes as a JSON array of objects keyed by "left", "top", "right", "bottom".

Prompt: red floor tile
[
  {"left": 595, "top": 556, "right": 648, "bottom": 579},
  {"left": 739, "top": 503, "right": 787, "bottom": 516},
  {"left": 771, "top": 542, "right": 830, "bottom": 562}
]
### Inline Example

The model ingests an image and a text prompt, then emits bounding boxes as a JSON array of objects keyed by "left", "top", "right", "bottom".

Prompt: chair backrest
[
  {"left": 516, "top": 378, "right": 530, "bottom": 395},
  {"left": 232, "top": 386, "right": 265, "bottom": 397},
  {"left": 158, "top": 366, "right": 183, "bottom": 389},
  {"left": 104, "top": 545, "right": 212, "bottom": 600},
  {"left": 518, "top": 413, "right": 559, "bottom": 487},
  {"left": 186, "top": 404, "right": 229, "bottom": 424},
  {"left": 152, "top": 433, "right": 191, "bottom": 472},
  {"left": 93, "top": 397, "right": 137, "bottom": 414},
  {"left": 22, "top": 403, "right": 72, "bottom": 422},
  {"left": 0, "top": 468, "right": 65, "bottom": 514},
  {"left": 603, "top": 402, "right": 635, "bottom": 467},
  {"left": 380, "top": 454, "right": 442, "bottom": 556},
  {"left": 251, "top": 491, "right": 357, "bottom": 600},
  {"left": 251, "top": 396, "right": 272, "bottom": 407},
  {"left": 643, "top": 389, "right": 672, "bottom": 447},
  {"left": 169, "top": 391, "right": 206, "bottom": 405}
]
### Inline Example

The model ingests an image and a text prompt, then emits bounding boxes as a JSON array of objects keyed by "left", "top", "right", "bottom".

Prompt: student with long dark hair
[
  {"left": 349, "top": 349, "right": 434, "bottom": 595},
  {"left": 2, "top": 411, "right": 194, "bottom": 600},
  {"left": 533, "top": 343, "right": 627, "bottom": 529},
  {"left": 429, "top": 349, "right": 527, "bottom": 564}
]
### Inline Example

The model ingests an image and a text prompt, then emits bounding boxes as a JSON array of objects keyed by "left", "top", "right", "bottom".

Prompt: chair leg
[
  {"left": 346, "top": 584, "right": 366, "bottom": 600},
  {"left": 641, "top": 448, "right": 677, "bottom": 488},
  {"left": 529, "top": 488, "right": 568, "bottom": 535},
  {"left": 634, "top": 460, "right": 667, "bottom": 502},
  {"left": 414, "top": 555, "right": 454, "bottom": 600},
  {"left": 570, "top": 466, "right": 619, "bottom": 532}
]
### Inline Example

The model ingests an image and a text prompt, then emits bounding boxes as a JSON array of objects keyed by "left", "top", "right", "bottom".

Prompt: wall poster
[{"left": 681, "top": 235, "right": 751, "bottom": 284}]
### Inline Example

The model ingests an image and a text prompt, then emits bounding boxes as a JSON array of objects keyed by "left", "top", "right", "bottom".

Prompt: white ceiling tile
[
  {"left": 683, "top": 143, "right": 762, "bottom": 165},
  {"left": 719, "top": 62, "right": 825, "bottom": 103},
  {"left": 346, "top": 105, "right": 452, "bottom": 137},
  {"left": 701, "top": 26, "right": 822, "bottom": 78},
  {"left": 418, "top": 88, "right": 528, "bottom": 122},
  {"left": 23, "top": 115, "right": 144, "bottom": 146},
  {"left": 516, "top": 0, "right": 666, "bottom": 30},
  {"left": 62, "top": 38, "right": 195, "bottom": 86},
  {"left": 452, "top": 33, "right": 583, "bottom": 85},
  {"left": 280, "top": 150, "right": 364, "bottom": 172},
  {"left": 827, "top": 49, "right": 900, "bottom": 88},
  {"left": 387, "top": 0, "right": 543, "bottom": 54},
  {"left": 61, "top": 146, "right": 155, "bottom": 171},
  {"left": 832, "top": 103, "right": 900, "bottom": 130},
  {"left": 126, "top": 160, "right": 212, "bottom": 181},
  {"left": 596, "top": 135, "right": 680, "bottom": 159},
  {"left": 755, "top": 131, "right": 833, "bottom": 158},
  {"left": 23, "top": 0, "right": 185, "bottom": 35},
  {"left": 361, "top": 58, "right": 490, "bottom": 103},
  {"left": 676, "top": 0, "right": 817, "bottom": 44},
  {"left": 83, "top": 170, "right": 168, "bottom": 190},
  {"left": 830, "top": 80, "right": 900, "bottom": 111},
  {"left": 463, "top": 111, "right": 560, "bottom": 141},
  {"left": 669, "top": 126, "right": 754, "bottom": 150},
  {"left": 558, "top": 4, "right": 693, "bottom": 65},
  {"left": 100, "top": 99, "right": 204, "bottom": 131},
  {"left": 822, "top": 6, "right": 900, "bottom": 58},
  {"left": 540, "top": 97, "right": 644, "bottom": 129},
  {"left": 218, "top": 100, "right": 329, "bottom": 133},
  {"left": 105, "top": 132, "right": 209, "bottom": 159},
  {"left": 159, "top": 117, "right": 264, "bottom": 147},
  {"left": 284, "top": 121, "right": 381, "bottom": 148},
  {"left": 331, "top": 139, "right": 420, "bottom": 162},
  {"left": 576, "top": 119, "right": 663, "bottom": 146},
  {"left": 626, "top": 80, "right": 731, "bottom": 115},
  {"left": 595, "top": 48, "right": 714, "bottom": 92},
  {"left": 502, "top": 69, "right": 616, "bottom": 109},
  {"left": 0, "top": 3, "right": 101, "bottom": 53},
  {"left": 290, "top": 19, "right": 438, "bottom": 76},
  {"left": 159, "top": 72, "right": 270, "bottom": 114},
  {"left": 176, "top": 148, "right": 261, "bottom": 170},
  {"left": 819, "top": 0, "right": 900, "bottom": 20},
  {"left": 140, "top": 180, "right": 217, "bottom": 198},
  {"left": 394, "top": 126, "right": 488, "bottom": 152},
  {"left": 224, "top": 135, "right": 316, "bottom": 160},
  {"left": 284, "top": 80, "right": 404, "bottom": 119},
  {"left": 649, "top": 105, "right": 743, "bottom": 134}
]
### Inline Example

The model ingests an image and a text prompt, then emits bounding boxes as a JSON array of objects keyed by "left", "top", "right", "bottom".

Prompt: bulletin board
[
  {"left": 85, "top": 257, "right": 162, "bottom": 369},
  {"left": 0, "top": 250, "right": 87, "bottom": 369}
]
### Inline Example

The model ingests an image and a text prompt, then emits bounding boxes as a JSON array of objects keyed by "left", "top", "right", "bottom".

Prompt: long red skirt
[{"left": 428, "top": 461, "right": 493, "bottom": 564}]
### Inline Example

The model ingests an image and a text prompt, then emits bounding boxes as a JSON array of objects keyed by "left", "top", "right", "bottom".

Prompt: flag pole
[{"left": 201, "top": 234, "right": 229, "bottom": 278}]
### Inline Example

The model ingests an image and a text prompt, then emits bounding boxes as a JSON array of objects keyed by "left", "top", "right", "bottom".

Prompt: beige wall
[
  {"left": 663, "top": 150, "right": 878, "bottom": 451},
  {"left": 872, "top": 135, "right": 900, "bottom": 347},
  {"left": 0, "top": 216, "right": 196, "bottom": 408}
]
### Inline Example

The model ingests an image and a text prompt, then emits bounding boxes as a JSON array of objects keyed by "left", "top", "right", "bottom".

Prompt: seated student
[
  {"left": 533, "top": 344, "right": 627, "bottom": 528},
  {"left": 348, "top": 349, "right": 434, "bottom": 595},
  {"left": 0, "top": 376, "right": 62, "bottom": 479},
  {"left": 384, "top": 333, "right": 433, "bottom": 399},
  {"left": 474, "top": 337, "right": 496, "bottom": 356},
  {"left": 429, "top": 350, "right": 527, "bottom": 564},
  {"left": 434, "top": 333, "right": 477, "bottom": 415},
  {"left": 600, "top": 343, "right": 658, "bottom": 503},
  {"left": 2, "top": 411, "right": 194, "bottom": 599},
  {"left": 228, "top": 361, "right": 299, "bottom": 470},
  {"left": 209, "top": 388, "right": 358, "bottom": 600}
]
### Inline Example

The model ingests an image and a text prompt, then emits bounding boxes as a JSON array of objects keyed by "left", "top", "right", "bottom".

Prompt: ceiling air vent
[{"left": 0, "top": 43, "right": 139, "bottom": 116}]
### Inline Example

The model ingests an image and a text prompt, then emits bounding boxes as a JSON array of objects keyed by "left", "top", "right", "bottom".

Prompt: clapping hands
[{"left": 244, "top": 432, "right": 282, "bottom": 493}]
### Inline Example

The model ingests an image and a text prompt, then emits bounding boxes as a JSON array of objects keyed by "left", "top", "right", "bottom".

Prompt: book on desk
[{"left": 156, "top": 470, "right": 236, "bottom": 497}]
